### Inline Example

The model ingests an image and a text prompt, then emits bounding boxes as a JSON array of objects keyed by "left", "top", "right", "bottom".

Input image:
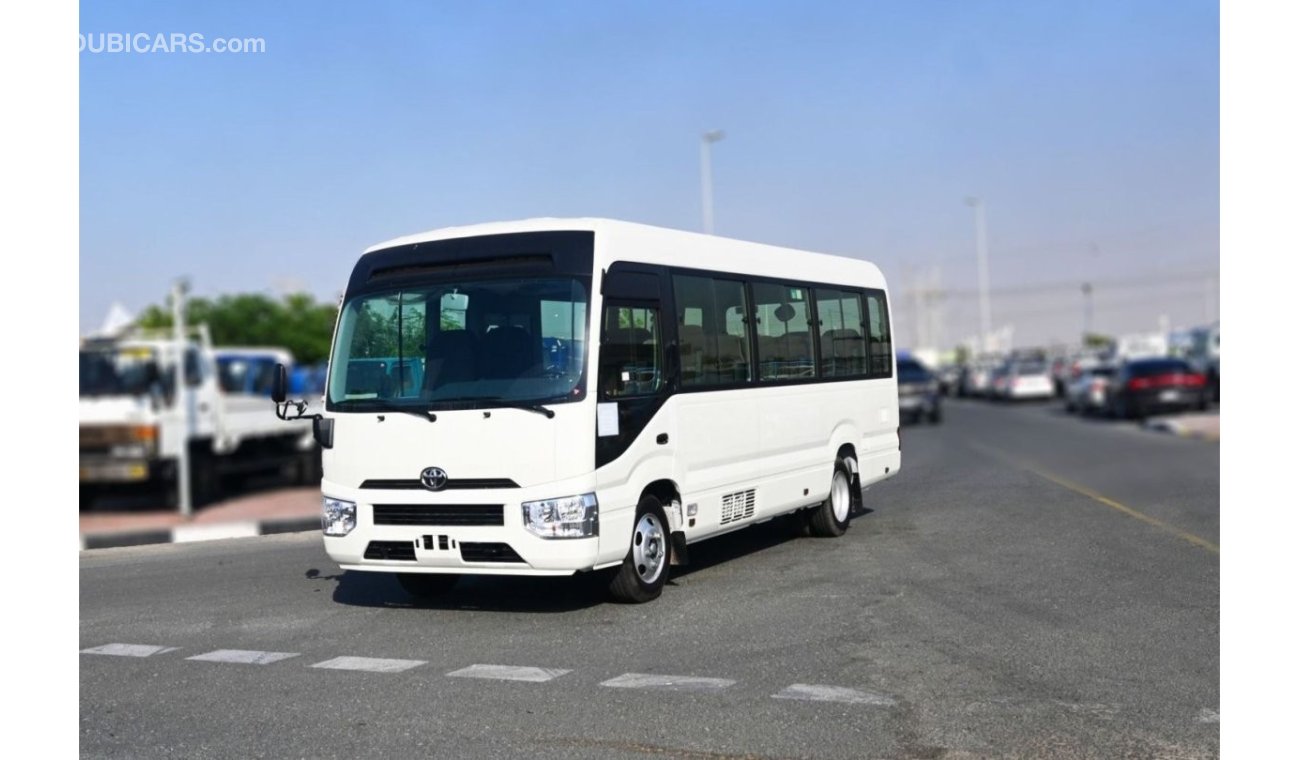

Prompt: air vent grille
[{"left": 720, "top": 489, "right": 756, "bottom": 525}]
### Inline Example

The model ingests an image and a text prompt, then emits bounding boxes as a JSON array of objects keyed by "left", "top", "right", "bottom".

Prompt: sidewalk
[
  {"left": 79, "top": 487, "right": 321, "bottom": 550},
  {"left": 1143, "top": 412, "right": 1220, "bottom": 441}
]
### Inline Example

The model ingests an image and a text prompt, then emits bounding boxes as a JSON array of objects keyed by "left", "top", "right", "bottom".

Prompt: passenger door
[{"left": 595, "top": 268, "right": 671, "bottom": 469}]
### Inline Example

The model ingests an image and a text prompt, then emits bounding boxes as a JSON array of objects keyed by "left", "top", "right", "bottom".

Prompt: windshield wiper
[
  {"left": 336, "top": 399, "right": 439, "bottom": 422},
  {"left": 430, "top": 396, "right": 556, "bottom": 419}
]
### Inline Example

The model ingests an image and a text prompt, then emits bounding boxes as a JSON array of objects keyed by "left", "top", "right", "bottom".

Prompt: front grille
[
  {"left": 364, "top": 540, "right": 416, "bottom": 561},
  {"left": 80, "top": 425, "right": 141, "bottom": 453},
  {"left": 360, "top": 478, "right": 519, "bottom": 490},
  {"left": 373, "top": 504, "right": 505, "bottom": 526},
  {"left": 459, "top": 542, "right": 525, "bottom": 563}
]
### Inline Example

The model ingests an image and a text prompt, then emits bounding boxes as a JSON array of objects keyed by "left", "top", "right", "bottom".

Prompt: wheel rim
[
  {"left": 632, "top": 512, "right": 666, "bottom": 584},
  {"left": 831, "top": 469, "right": 851, "bottom": 522}
]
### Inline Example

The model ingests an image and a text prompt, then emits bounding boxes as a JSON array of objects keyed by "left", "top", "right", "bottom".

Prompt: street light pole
[
  {"left": 172, "top": 279, "right": 193, "bottom": 518},
  {"left": 964, "top": 196, "right": 992, "bottom": 352},
  {"left": 700, "top": 130, "right": 725, "bottom": 234},
  {"left": 1082, "top": 282, "right": 1093, "bottom": 341}
]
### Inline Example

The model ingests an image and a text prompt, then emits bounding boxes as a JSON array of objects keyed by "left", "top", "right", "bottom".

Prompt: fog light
[
  {"left": 322, "top": 496, "right": 356, "bottom": 537},
  {"left": 521, "top": 493, "right": 598, "bottom": 539}
]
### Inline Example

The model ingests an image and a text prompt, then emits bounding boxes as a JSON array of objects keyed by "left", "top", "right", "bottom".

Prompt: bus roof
[{"left": 362, "top": 218, "right": 888, "bottom": 291}]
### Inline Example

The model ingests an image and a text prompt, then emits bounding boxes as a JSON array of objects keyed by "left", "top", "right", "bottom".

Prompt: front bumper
[
  {"left": 321, "top": 478, "right": 604, "bottom": 576},
  {"left": 79, "top": 456, "right": 158, "bottom": 483}
]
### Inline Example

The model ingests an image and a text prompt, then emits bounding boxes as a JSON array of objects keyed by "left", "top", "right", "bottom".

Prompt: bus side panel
[
  {"left": 859, "top": 378, "right": 901, "bottom": 485},
  {"left": 594, "top": 442, "right": 678, "bottom": 567}
]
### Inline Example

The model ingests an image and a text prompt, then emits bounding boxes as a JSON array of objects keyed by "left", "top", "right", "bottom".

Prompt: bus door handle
[{"left": 656, "top": 433, "right": 669, "bottom": 445}]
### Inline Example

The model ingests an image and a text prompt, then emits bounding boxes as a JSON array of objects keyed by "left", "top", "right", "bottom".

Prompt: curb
[{"left": 80, "top": 516, "right": 320, "bottom": 551}]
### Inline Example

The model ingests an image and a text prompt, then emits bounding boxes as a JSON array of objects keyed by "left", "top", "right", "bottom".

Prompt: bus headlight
[
  {"left": 521, "top": 493, "right": 598, "bottom": 539},
  {"left": 322, "top": 497, "right": 356, "bottom": 537}
]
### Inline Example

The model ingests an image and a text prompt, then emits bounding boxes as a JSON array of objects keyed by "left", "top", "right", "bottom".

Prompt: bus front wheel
[
  {"left": 608, "top": 494, "right": 670, "bottom": 603},
  {"left": 809, "top": 459, "right": 853, "bottom": 538}
]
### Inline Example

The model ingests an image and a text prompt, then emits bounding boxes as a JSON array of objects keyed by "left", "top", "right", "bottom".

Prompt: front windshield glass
[
  {"left": 327, "top": 277, "right": 589, "bottom": 410},
  {"left": 80, "top": 347, "right": 160, "bottom": 397}
]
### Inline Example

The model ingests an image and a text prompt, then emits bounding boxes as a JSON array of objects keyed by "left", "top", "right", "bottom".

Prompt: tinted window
[
  {"left": 673, "top": 274, "right": 752, "bottom": 386},
  {"left": 865, "top": 290, "right": 893, "bottom": 378},
  {"left": 1128, "top": 359, "right": 1190, "bottom": 377},
  {"left": 752, "top": 282, "right": 815, "bottom": 381},
  {"left": 815, "top": 289, "right": 867, "bottom": 377}
]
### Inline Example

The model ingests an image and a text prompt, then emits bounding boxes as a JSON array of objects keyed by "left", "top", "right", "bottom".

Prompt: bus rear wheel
[
  {"left": 809, "top": 459, "right": 853, "bottom": 538},
  {"left": 608, "top": 494, "right": 670, "bottom": 603}
]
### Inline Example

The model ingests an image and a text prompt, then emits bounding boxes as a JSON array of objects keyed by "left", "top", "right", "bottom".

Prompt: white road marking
[
  {"left": 773, "top": 683, "right": 896, "bottom": 706},
  {"left": 81, "top": 643, "right": 179, "bottom": 658},
  {"left": 600, "top": 672, "right": 736, "bottom": 693},
  {"left": 447, "top": 664, "right": 571, "bottom": 682},
  {"left": 310, "top": 656, "right": 426, "bottom": 673},
  {"left": 171, "top": 522, "right": 259, "bottom": 543},
  {"left": 187, "top": 649, "right": 300, "bottom": 665},
  {"left": 1198, "top": 708, "right": 1219, "bottom": 723}
]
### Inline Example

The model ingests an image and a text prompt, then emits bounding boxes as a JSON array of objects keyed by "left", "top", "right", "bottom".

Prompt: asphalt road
[{"left": 80, "top": 399, "right": 1219, "bottom": 759}]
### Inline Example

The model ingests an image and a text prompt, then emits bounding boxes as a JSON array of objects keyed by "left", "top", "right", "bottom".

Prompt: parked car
[
  {"left": 1050, "top": 356, "right": 1074, "bottom": 397},
  {"left": 989, "top": 362, "right": 1012, "bottom": 399},
  {"left": 1000, "top": 359, "right": 1055, "bottom": 401},
  {"left": 1064, "top": 365, "right": 1116, "bottom": 415},
  {"left": 961, "top": 354, "right": 1004, "bottom": 397},
  {"left": 897, "top": 356, "right": 942, "bottom": 423},
  {"left": 1104, "top": 358, "right": 1209, "bottom": 419},
  {"left": 936, "top": 363, "right": 963, "bottom": 397}
]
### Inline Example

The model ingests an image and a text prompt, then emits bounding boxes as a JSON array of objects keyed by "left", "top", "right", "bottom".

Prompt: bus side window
[
  {"left": 672, "top": 274, "right": 751, "bottom": 386},
  {"left": 815, "top": 289, "right": 867, "bottom": 377},
  {"left": 599, "top": 305, "right": 663, "bottom": 398},
  {"left": 864, "top": 290, "right": 892, "bottom": 378}
]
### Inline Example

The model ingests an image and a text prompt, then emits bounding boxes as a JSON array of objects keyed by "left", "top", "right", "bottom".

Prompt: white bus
[{"left": 274, "top": 219, "right": 900, "bottom": 602}]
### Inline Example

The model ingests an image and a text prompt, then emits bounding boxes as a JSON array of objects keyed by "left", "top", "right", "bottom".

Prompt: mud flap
[
  {"left": 670, "top": 531, "right": 689, "bottom": 566},
  {"left": 851, "top": 471, "right": 866, "bottom": 515}
]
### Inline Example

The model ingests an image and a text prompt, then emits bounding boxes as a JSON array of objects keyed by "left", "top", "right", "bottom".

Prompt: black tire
[
  {"left": 79, "top": 484, "right": 98, "bottom": 511},
  {"left": 608, "top": 494, "right": 671, "bottom": 603},
  {"left": 809, "top": 459, "right": 853, "bottom": 538},
  {"left": 397, "top": 573, "right": 459, "bottom": 598}
]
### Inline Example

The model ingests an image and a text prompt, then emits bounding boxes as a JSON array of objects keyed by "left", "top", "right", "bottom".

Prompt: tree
[
  {"left": 1082, "top": 332, "right": 1114, "bottom": 350},
  {"left": 137, "top": 292, "right": 339, "bottom": 364}
]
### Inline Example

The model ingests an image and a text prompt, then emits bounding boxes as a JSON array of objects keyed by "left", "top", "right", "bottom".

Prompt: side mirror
[{"left": 271, "top": 363, "right": 288, "bottom": 404}]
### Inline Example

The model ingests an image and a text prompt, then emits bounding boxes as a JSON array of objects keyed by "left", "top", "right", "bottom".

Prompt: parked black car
[
  {"left": 1104, "top": 358, "right": 1210, "bottom": 419},
  {"left": 897, "top": 357, "right": 941, "bottom": 423}
]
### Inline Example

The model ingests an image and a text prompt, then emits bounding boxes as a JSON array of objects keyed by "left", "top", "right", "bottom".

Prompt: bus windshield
[{"left": 327, "top": 277, "right": 589, "bottom": 411}]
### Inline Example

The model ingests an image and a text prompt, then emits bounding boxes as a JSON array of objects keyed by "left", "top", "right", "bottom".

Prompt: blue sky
[{"left": 80, "top": 1, "right": 1219, "bottom": 347}]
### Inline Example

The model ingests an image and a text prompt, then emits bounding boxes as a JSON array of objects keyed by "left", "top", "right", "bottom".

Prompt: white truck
[
  {"left": 78, "top": 327, "right": 318, "bottom": 508},
  {"left": 1114, "top": 331, "right": 1170, "bottom": 361}
]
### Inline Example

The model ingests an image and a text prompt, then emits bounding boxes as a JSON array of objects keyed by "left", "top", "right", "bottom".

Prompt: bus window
[
  {"left": 865, "top": 290, "right": 893, "bottom": 378},
  {"left": 815, "top": 289, "right": 867, "bottom": 377},
  {"left": 752, "top": 282, "right": 815, "bottom": 380},
  {"left": 599, "top": 305, "right": 663, "bottom": 398},
  {"left": 672, "top": 274, "right": 751, "bottom": 387}
]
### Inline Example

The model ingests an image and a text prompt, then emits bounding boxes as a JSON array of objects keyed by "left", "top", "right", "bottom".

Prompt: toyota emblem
[{"left": 420, "top": 467, "right": 449, "bottom": 491}]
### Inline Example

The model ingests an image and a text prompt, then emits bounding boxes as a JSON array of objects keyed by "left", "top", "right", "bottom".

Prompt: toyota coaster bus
[{"left": 273, "top": 218, "right": 900, "bottom": 603}]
